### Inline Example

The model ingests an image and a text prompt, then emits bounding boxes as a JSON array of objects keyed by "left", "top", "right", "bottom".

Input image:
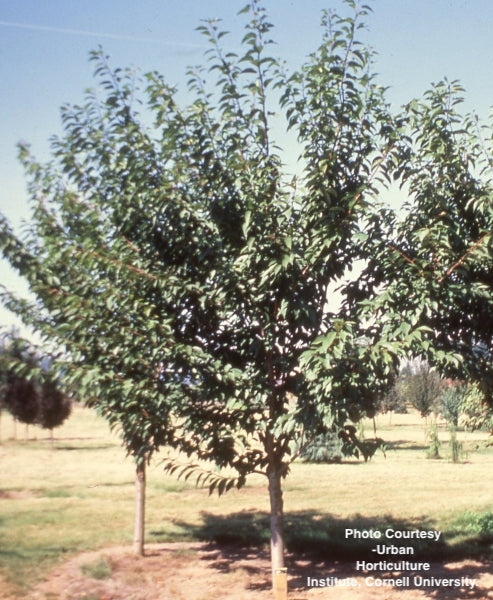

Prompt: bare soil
[{"left": 12, "top": 543, "right": 493, "bottom": 600}]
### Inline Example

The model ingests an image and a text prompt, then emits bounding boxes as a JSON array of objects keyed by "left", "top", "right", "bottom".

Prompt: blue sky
[{"left": 1, "top": 0, "right": 493, "bottom": 332}]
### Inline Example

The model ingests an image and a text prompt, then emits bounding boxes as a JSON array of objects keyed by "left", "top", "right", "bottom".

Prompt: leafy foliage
[
  {"left": 0, "top": 333, "right": 71, "bottom": 430},
  {"left": 396, "top": 361, "right": 444, "bottom": 418},
  {"left": 3, "top": 0, "right": 492, "bottom": 576},
  {"left": 425, "top": 423, "right": 441, "bottom": 460},
  {"left": 440, "top": 383, "right": 466, "bottom": 427},
  {"left": 448, "top": 426, "right": 464, "bottom": 463},
  {"left": 377, "top": 375, "right": 408, "bottom": 415},
  {"left": 0, "top": 1, "right": 402, "bottom": 477},
  {"left": 38, "top": 380, "right": 72, "bottom": 430},
  {"left": 163, "top": 458, "right": 243, "bottom": 496},
  {"left": 460, "top": 383, "right": 493, "bottom": 436},
  {"left": 364, "top": 80, "right": 493, "bottom": 389},
  {"left": 300, "top": 429, "right": 347, "bottom": 463},
  {"left": 2, "top": 376, "right": 39, "bottom": 425}
]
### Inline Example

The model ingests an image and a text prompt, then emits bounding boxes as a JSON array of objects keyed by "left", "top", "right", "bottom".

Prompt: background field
[{"left": 0, "top": 406, "right": 492, "bottom": 597}]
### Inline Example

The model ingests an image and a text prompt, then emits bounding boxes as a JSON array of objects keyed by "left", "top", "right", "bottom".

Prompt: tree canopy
[{"left": 362, "top": 80, "right": 493, "bottom": 392}]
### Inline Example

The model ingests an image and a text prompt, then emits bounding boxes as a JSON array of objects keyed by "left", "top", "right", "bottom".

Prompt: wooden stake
[
  {"left": 274, "top": 567, "right": 287, "bottom": 600},
  {"left": 133, "top": 460, "right": 146, "bottom": 556}
]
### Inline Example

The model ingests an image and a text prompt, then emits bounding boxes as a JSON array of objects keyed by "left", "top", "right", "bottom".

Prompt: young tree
[
  {"left": 398, "top": 360, "right": 444, "bottom": 419},
  {"left": 38, "top": 379, "right": 72, "bottom": 437},
  {"left": 461, "top": 383, "right": 493, "bottom": 437},
  {"left": 0, "top": 0, "right": 428, "bottom": 584},
  {"left": 440, "top": 382, "right": 465, "bottom": 428},
  {"left": 3, "top": 376, "right": 39, "bottom": 439},
  {"left": 378, "top": 380, "right": 408, "bottom": 420},
  {"left": 0, "top": 334, "right": 40, "bottom": 438}
]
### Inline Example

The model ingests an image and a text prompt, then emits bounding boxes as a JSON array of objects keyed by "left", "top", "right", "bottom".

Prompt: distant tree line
[
  {"left": 387, "top": 361, "right": 492, "bottom": 432},
  {"left": 302, "top": 360, "right": 493, "bottom": 464}
]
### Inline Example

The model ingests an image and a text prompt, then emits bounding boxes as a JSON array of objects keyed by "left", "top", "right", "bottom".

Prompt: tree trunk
[
  {"left": 268, "top": 466, "right": 286, "bottom": 592},
  {"left": 133, "top": 459, "right": 146, "bottom": 556}
]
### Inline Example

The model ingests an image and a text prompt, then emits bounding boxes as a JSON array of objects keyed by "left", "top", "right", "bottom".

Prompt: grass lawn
[{"left": 0, "top": 406, "right": 492, "bottom": 596}]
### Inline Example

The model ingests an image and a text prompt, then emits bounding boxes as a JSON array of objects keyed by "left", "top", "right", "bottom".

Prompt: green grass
[
  {"left": 80, "top": 557, "right": 113, "bottom": 580},
  {"left": 0, "top": 407, "right": 492, "bottom": 597}
]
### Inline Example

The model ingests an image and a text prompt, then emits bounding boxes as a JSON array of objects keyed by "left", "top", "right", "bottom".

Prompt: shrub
[
  {"left": 448, "top": 426, "right": 464, "bottom": 463},
  {"left": 426, "top": 423, "right": 441, "bottom": 459},
  {"left": 300, "top": 431, "right": 345, "bottom": 463},
  {"left": 460, "top": 384, "right": 493, "bottom": 435},
  {"left": 440, "top": 384, "right": 465, "bottom": 427}
]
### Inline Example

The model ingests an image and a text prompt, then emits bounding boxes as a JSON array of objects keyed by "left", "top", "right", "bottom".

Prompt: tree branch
[{"left": 439, "top": 232, "right": 490, "bottom": 283}]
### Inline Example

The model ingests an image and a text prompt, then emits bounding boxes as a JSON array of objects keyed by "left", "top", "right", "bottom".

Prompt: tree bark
[
  {"left": 267, "top": 466, "right": 285, "bottom": 584},
  {"left": 133, "top": 459, "right": 146, "bottom": 556}
]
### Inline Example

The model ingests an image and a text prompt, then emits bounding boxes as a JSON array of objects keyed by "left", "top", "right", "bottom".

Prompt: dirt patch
[
  {"left": 21, "top": 543, "right": 493, "bottom": 600},
  {"left": 0, "top": 490, "right": 36, "bottom": 500}
]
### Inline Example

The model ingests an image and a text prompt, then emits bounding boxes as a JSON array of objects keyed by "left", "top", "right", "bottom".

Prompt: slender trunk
[
  {"left": 372, "top": 416, "right": 377, "bottom": 437},
  {"left": 268, "top": 466, "right": 287, "bottom": 598},
  {"left": 133, "top": 459, "right": 146, "bottom": 556}
]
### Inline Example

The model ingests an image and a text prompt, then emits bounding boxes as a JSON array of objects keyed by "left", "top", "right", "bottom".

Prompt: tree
[
  {"left": 398, "top": 360, "right": 444, "bottom": 419},
  {"left": 0, "top": 334, "right": 40, "bottom": 438},
  {"left": 38, "top": 379, "right": 72, "bottom": 436},
  {"left": 440, "top": 382, "right": 465, "bottom": 428},
  {"left": 3, "top": 377, "right": 38, "bottom": 432},
  {"left": 364, "top": 79, "right": 493, "bottom": 396},
  {"left": 378, "top": 382, "right": 407, "bottom": 418},
  {"left": 461, "top": 383, "right": 493, "bottom": 438},
  {"left": 355, "top": 79, "right": 493, "bottom": 460},
  {"left": 0, "top": 1, "right": 429, "bottom": 585},
  {"left": 0, "top": 333, "right": 71, "bottom": 439}
]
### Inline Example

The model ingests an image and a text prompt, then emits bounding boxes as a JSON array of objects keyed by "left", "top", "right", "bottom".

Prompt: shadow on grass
[
  {"left": 288, "top": 559, "right": 493, "bottom": 599},
  {"left": 55, "top": 443, "right": 116, "bottom": 451},
  {"left": 386, "top": 440, "right": 429, "bottom": 451},
  {"left": 0, "top": 437, "right": 115, "bottom": 451},
  {"left": 0, "top": 544, "right": 75, "bottom": 588},
  {"left": 173, "top": 511, "right": 493, "bottom": 561},
  {"left": 0, "top": 548, "right": 24, "bottom": 561},
  {"left": 152, "top": 510, "right": 493, "bottom": 597}
]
